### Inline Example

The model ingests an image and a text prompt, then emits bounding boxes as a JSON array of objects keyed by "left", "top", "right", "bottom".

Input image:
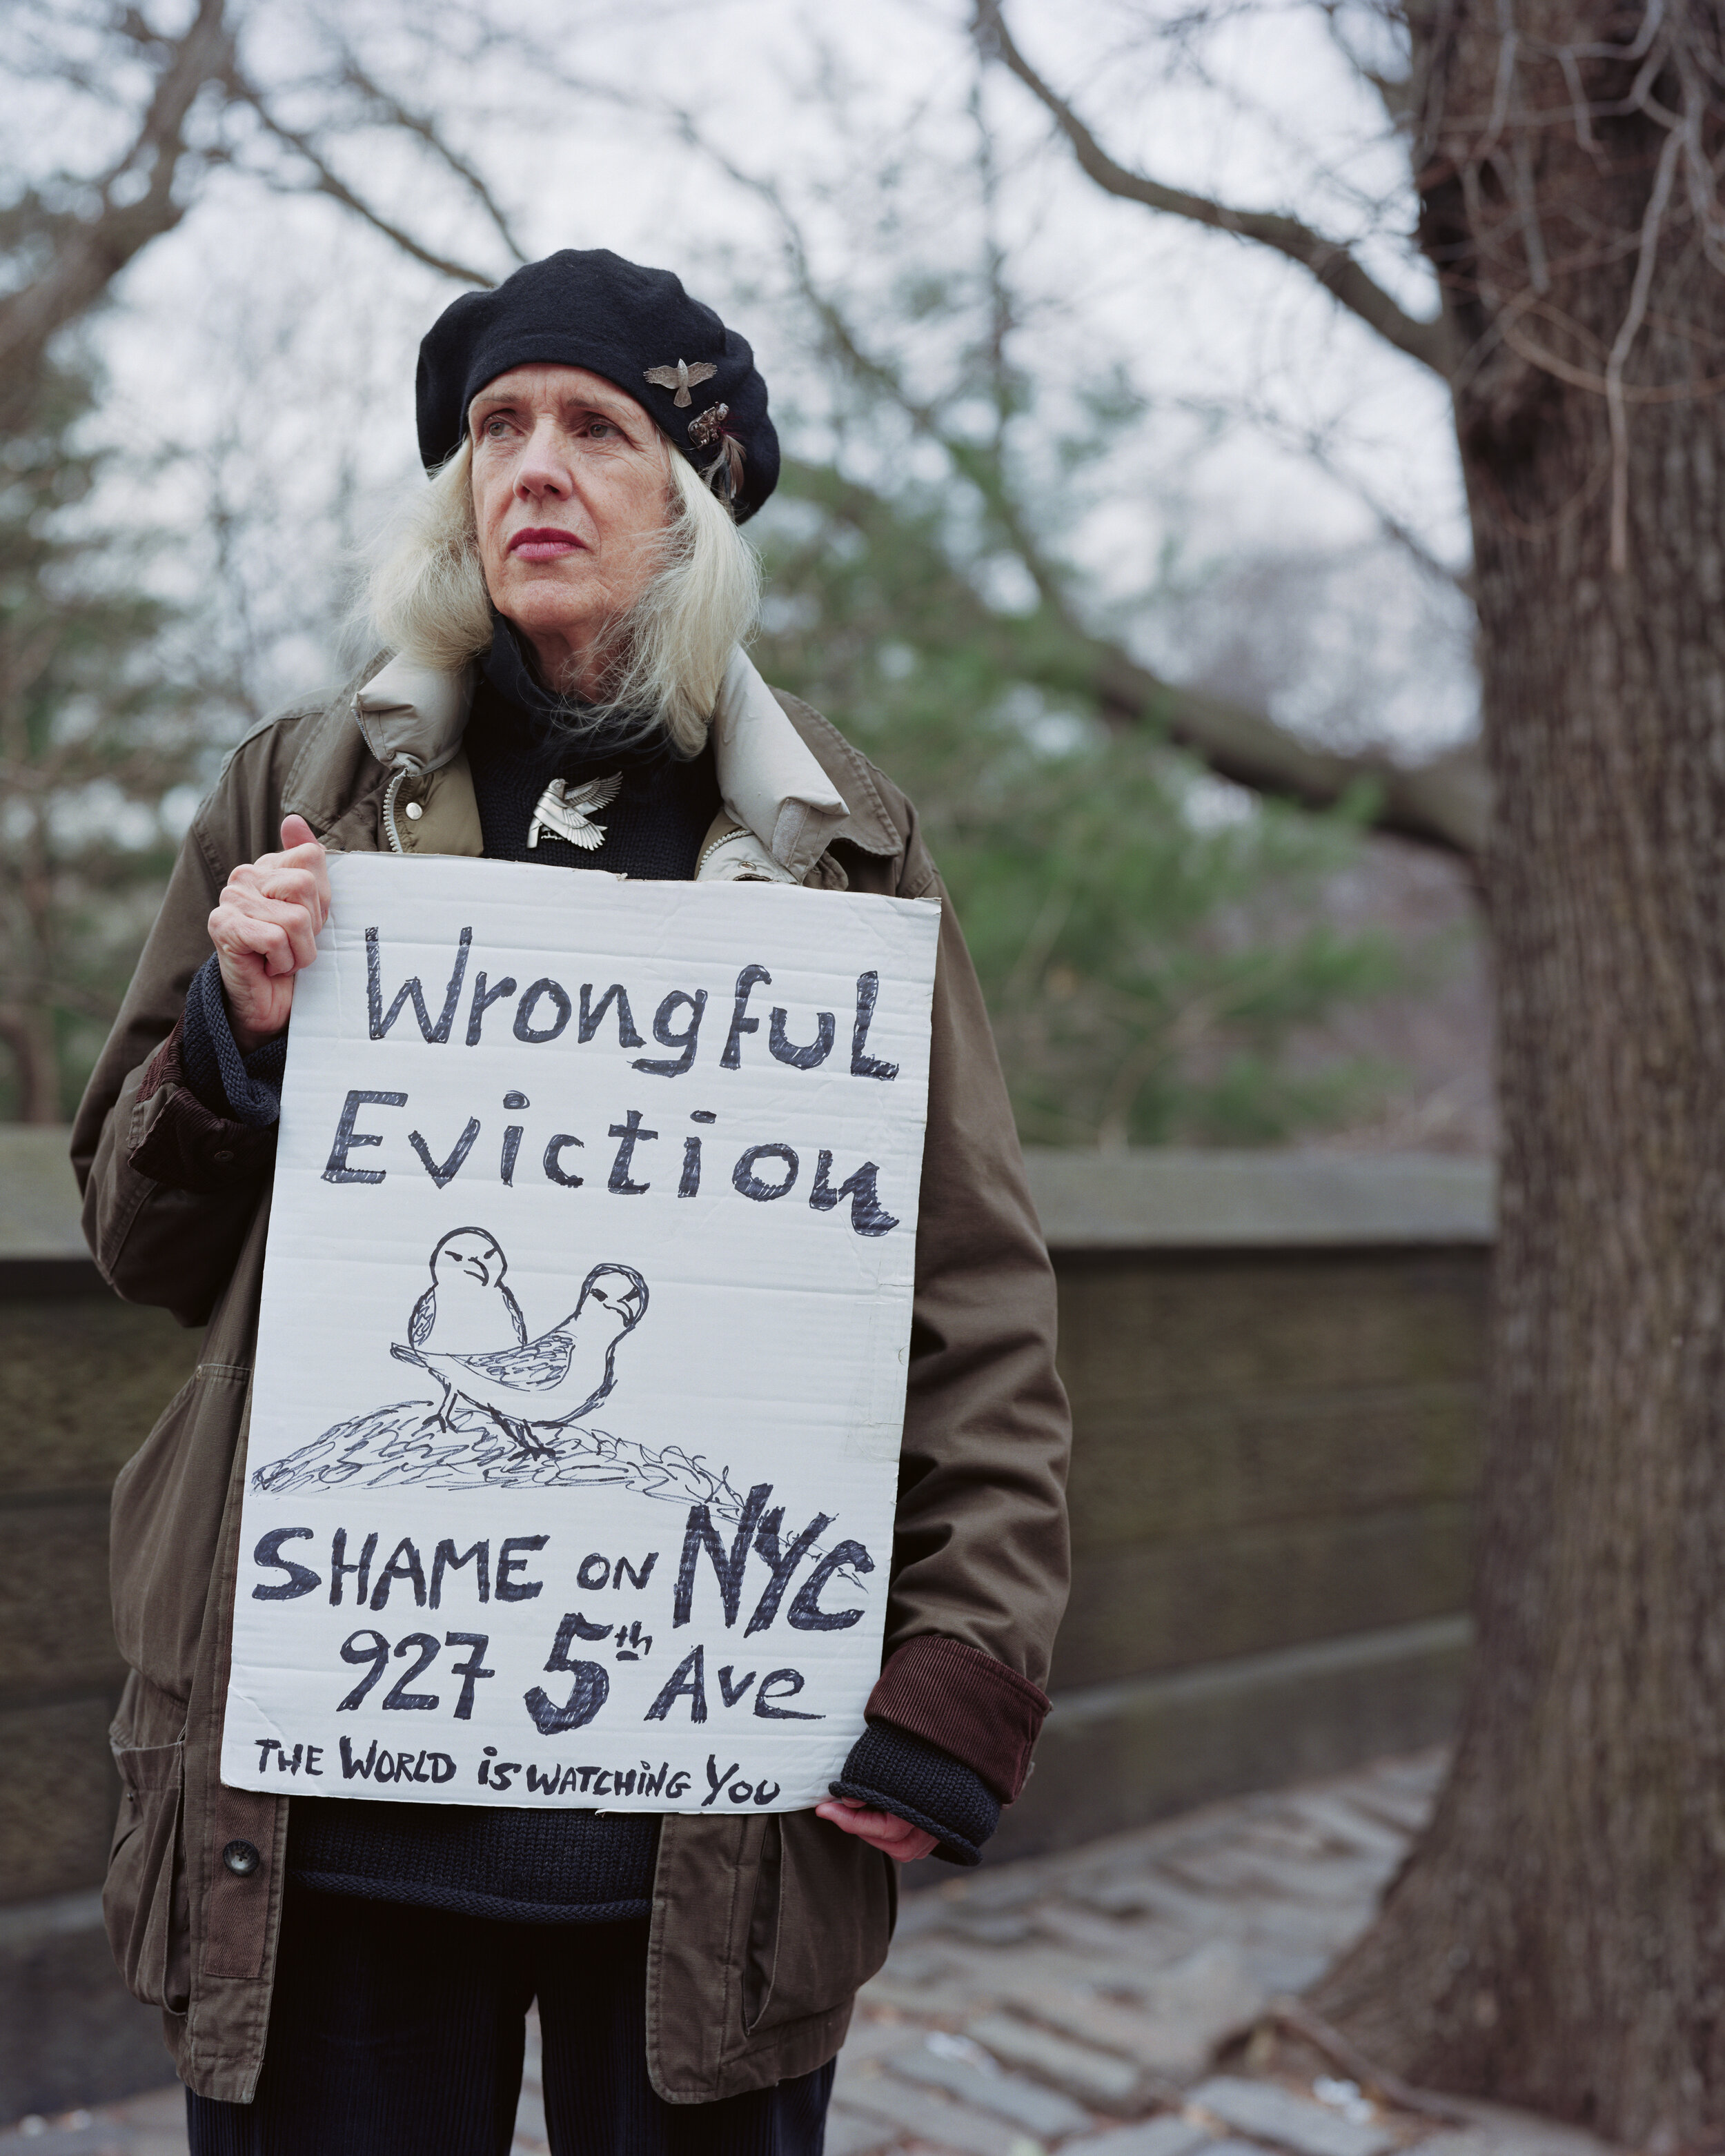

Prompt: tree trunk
[
  {"left": 1309, "top": 8, "right": 1725, "bottom": 2142},
  {"left": 0, "top": 1005, "right": 59, "bottom": 1125}
]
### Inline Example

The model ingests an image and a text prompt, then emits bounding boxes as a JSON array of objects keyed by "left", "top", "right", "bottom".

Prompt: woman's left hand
[{"left": 814, "top": 1797, "right": 938, "bottom": 1863}]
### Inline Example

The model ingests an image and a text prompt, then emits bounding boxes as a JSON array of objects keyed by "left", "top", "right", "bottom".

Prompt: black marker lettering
[
  {"left": 674, "top": 1483, "right": 771, "bottom": 1628},
  {"left": 634, "top": 988, "right": 707, "bottom": 1078},
  {"left": 755, "top": 1668, "right": 822, "bottom": 1719},
  {"left": 787, "top": 1541, "right": 875, "bottom": 1631},
  {"left": 430, "top": 1539, "right": 489, "bottom": 1607},
  {"left": 497, "top": 1534, "right": 548, "bottom": 1601},
  {"left": 515, "top": 978, "right": 573, "bottom": 1044},
  {"left": 769, "top": 1005, "right": 835, "bottom": 1069},
  {"left": 733, "top": 1144, "right": 798, "bottom": 1202},
  {"left": 703, "top": 1753, "right": 742, "bottom": 1806},
  {"left": 366, "top": 926, "right": 471, "bottom": 1043},
  {"left": 370, "top": 1536, "right": 428, "bottom": 1612},
  {"left": 543, "top": 1134, "right": 584, "bottom": 1187},
  {"left": 465, "top": 971, "right": 517, "bottom": 1045},
  {"left": 746, "top": 1507, "right": 832, "bottom": 1636},
  {"left": 849, "top": 971, "right": 898, "bottom": 1080},
  {"left": 408, "top": 1117, "right": 481, "bottom": 1189},
  {"left": 645, "top": 1645, "right": 708, "bottom": 1723},
  {"left": 607, "top": 1111, "right": 658, "bottom": 1194},
  {"left": 323, "top": 1091, "right": 406, "bottom": 1185},
  {"left": 809, "top": 1151, "right": 899, "bottom": 1238},
  {"left": 331, "top": 1530, "right": 379, "bottom": 1606},
  {"left": 579, "top": 983, "right": 644, "bottom": 1047},
  {"left": 524, "top": 1611, "right": 611, "bottom": 1734},
  {"left": 444, "top": 1633, "right": 494, "bottom": 1720},
  {"left": 721, "top": 965, "right": 770, "bottom": 1067},
  {"left": 252, "top": 1526, "right": 319, "bottom": 1601}
]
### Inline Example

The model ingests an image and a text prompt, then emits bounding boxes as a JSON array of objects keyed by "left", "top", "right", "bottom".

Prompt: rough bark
[{"left": 1305, "top": 8, "right": 1725, "bottom": 2143}]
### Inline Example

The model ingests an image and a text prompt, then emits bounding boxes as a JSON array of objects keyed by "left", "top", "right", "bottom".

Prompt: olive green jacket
[{"left": 71, "top": 650, "right": 1071, "bottom": 2105}]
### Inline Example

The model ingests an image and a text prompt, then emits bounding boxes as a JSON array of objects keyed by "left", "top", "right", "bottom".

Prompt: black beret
[{"left": 415, "top": 247, "right": 779, "bottom": 523}]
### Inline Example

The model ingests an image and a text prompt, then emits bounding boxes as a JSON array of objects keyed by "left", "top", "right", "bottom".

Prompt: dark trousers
[{"left": 184, "top": 1883, "right": 834, "bottom": 2156}]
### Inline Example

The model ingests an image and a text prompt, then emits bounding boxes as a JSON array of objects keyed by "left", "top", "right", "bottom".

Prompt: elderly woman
[{"left": 74, "top": 250, "right": 1070, "bottom": 2155}]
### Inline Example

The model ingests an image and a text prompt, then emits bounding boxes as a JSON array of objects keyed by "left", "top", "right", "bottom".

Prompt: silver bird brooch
[
  {"left": 644, "top": 357, "right": 718, "bottom": 408},
  {"left": 528, "top": 773, "right": 623, "bottom": 851}
]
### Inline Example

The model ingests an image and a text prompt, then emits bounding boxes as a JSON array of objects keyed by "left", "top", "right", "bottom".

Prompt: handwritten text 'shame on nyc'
[{"left": 318, "top": 928, "right": 909, "bottom": 1235}]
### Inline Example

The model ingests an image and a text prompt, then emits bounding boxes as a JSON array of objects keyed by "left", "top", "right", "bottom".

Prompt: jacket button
[
  {"left": 212, "top": 1149, "right": 234, "bottom": 1163},
  {"left": 404, "top": 800, "right": 424, "bottom": 820},
  {"left": 221, "top": 1839, "right": 261, "bottom": 1877}
]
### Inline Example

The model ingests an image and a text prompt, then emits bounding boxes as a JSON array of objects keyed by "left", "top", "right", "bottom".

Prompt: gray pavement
[{"left": 1, "top": 1750, "right": 1621, "bottom": 2156}]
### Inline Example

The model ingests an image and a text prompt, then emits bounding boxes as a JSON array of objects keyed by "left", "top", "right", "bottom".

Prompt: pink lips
[{"left": 509, "top": 526, "right": 584, "bottom": 560}]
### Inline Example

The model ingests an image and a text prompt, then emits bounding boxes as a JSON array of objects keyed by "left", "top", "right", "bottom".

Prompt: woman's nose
[{"left": 513, "top": 417, "right": 571, "bottom": 499}]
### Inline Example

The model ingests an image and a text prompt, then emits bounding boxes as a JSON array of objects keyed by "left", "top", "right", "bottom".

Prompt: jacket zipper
[
  {"left": 696, "top": 824, "right": 751, "bottom": 873},
  {"left": 381, "top": 758, "right": 421, "bottom": 855}
]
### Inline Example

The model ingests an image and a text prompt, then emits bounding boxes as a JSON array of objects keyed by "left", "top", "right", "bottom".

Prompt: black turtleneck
[{"left": 464, "top": 619, "right": 720, "bottom": 879}]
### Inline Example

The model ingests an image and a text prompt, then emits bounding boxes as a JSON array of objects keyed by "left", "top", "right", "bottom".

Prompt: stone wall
[
  {"left": 1003, "top": 1146, "right": 1489, "bottom": 1862},
  {"left": 0, "top": 1129, "right": 1491, "bottom": 2115}
]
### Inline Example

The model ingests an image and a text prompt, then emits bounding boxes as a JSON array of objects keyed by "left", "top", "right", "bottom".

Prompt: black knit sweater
[{"left": 182, "top": 629, "right": 1000, "bottom": 1916}]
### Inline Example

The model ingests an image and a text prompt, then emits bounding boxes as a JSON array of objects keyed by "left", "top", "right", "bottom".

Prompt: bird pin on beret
[{"left": 644, "top": 357, "right": 717, "bottom": 407}]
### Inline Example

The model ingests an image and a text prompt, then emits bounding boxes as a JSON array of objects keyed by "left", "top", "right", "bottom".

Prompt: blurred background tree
[
  {"left": 757, "top": 459, "right": 1405, "bottom": 1147},
  {"left": 0, "top": 0, "right": 1462, "bottom": 1139},
  {"left": 0, "top": 342, "right": 219, "bottom": 1121}
]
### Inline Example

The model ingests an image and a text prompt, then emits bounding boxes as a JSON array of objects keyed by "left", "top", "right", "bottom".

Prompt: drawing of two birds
[{"left": 391, "top": 1226, "right": 648, "bottom": 1454}]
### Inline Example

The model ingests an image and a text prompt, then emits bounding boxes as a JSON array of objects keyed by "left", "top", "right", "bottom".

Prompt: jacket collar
[{"left": 351, "top": 644, "right": 858, "bottom": 878}]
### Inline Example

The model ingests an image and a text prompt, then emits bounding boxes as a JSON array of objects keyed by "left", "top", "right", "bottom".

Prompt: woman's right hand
[{"left": 207, "top": 815, "right": 332, "bottom": 1054}]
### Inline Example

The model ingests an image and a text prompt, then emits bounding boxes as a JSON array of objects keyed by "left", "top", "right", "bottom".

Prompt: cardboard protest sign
[{"left": 221, "top": 854, "right": 939, "bottom": 1814}]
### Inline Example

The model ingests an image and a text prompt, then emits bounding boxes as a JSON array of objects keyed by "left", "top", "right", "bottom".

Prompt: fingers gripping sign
[{"left": 208, "top": 814, "right": 332, "bottom": 1054}]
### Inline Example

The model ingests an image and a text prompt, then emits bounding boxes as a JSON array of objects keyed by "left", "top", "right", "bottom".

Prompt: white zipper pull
[{"left": 382, "top": 755, "right": 423, "bottom": 853}]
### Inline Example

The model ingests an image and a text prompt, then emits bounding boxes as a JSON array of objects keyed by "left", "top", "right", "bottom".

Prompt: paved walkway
[{"left": 1, "top": 1751, "right": 1617, "bottom": 2156}]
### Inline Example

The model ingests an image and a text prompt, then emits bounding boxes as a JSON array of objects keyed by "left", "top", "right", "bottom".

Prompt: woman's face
[{"left": 468, "top": 363, "right": 670, "bottom": 691}]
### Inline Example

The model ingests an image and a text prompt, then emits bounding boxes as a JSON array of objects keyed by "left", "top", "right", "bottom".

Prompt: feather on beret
[{"left": 415, "top": 247, "right": 779, "bottom": 522}]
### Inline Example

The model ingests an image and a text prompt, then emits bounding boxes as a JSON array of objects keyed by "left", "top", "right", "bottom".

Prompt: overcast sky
[{"left": 12, "top": 0, "right": 1477, "bottom": 756}]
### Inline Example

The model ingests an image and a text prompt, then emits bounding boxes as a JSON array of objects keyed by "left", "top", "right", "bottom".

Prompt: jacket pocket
[
  {"left": 111, "top": 1361, "right": 253, "bottom": 1699},
  {"left": 104, "top": 1683, "right": 190, "bottom": 2014},
  {"left": 742, "top": 1812, "right": 896, "bottom": 2038}
]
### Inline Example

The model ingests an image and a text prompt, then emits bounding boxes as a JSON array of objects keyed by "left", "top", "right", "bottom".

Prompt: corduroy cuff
[
  {"left": 865, "top": 1637, "right": 1050, "bottom": 1802},
  {"left": 126, "top": 1016, "right": 277, "bottom": 1194},
  {"left": 831, "top": 1722, "right": 1000, "bottom": 1868}
]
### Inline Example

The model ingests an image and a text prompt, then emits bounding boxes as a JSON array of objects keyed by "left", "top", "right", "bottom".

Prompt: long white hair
[{"left": 360, "top": 437, "right": 761, "bottom": 755}]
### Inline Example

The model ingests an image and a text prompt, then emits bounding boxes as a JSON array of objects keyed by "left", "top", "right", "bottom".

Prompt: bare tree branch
[
  {"left": 333, "top": 52, "right": 529, "bottom": 267},
  {"left": 971, "top": 0, "right": 1457, "bottom": 381},
  {"left": 0, "top": 0, "right": 234, "bottom": 421},
  {"left": 226, "top": 73, "right": 501, "bottom": 288},
  {"left": 1093, "top": 644, "right": 1486, "bottom": 857},
  {"left": 675, "top": 113, "right": 1484, "bottom": 858},
  {"left": 1176, "top": 393, "right": 1476, "bottom": 595}
]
